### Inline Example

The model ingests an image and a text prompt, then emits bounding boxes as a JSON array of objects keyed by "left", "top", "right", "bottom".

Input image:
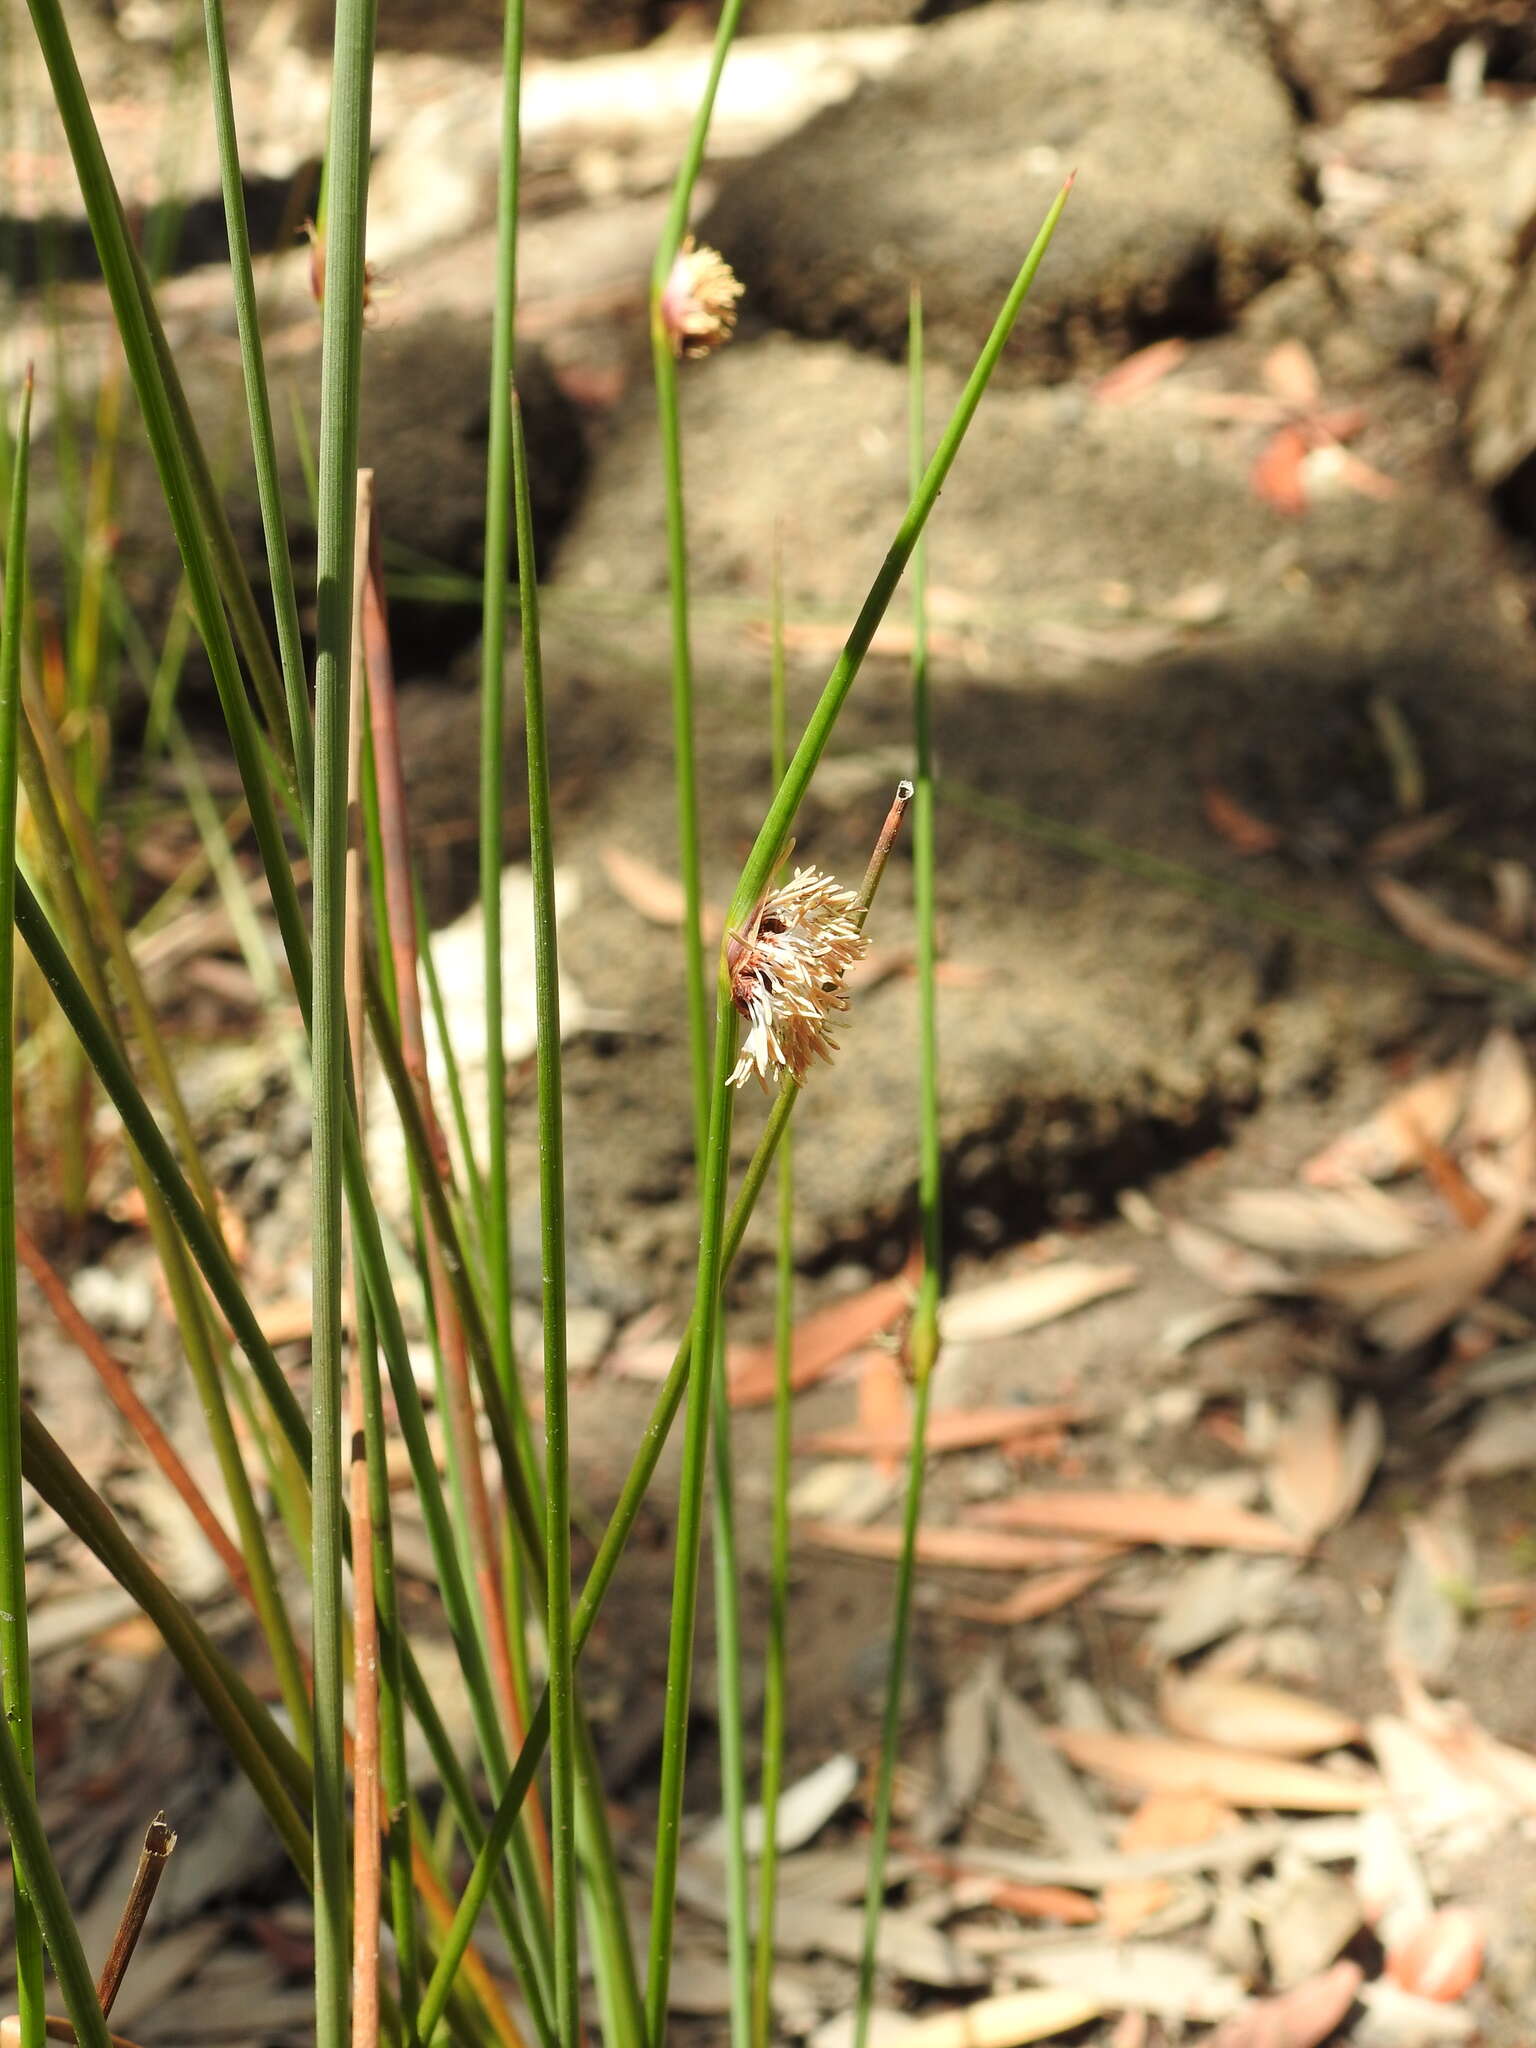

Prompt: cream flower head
[
  {"left": 727, "top": 867, "right": 869, "bottom": 1091},
  {"left": 660, "top": 238, "right": 744, "bottom": 359}
]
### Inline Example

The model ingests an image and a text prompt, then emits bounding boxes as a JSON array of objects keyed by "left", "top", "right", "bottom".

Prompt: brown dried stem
[
  {"left": 15, "top": 1226, "right": 250, "bottom": 1602},
  {"left": 94, "top": 1813, "right": 176, "bottom": 2017},
  {"left": 345, "top": 471, "right": 384, "bottom": 2048}
]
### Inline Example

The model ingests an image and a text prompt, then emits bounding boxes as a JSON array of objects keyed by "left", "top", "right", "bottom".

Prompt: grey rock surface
[
  {"left": 703, "top": 2, "right": 1312, "bottom": 379},
  {"left": 516, "top": 329, "right": 1536, "bottom": 1287}
]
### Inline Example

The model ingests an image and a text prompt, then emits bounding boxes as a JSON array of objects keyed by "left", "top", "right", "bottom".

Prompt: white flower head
[
  {"left": 727, "top": 866, "right": 869, "bottom": 1091},
  {"left": 660, "top": 237, "right": 743, "bottom": 359}
]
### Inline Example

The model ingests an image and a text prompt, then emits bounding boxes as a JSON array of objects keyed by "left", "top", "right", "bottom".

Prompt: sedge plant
[{"left": 1, "top": 0, "right": 1076, "bottom": 2034}]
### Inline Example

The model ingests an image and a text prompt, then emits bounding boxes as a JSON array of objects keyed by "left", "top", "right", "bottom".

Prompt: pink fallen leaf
[
  {"left": 1369, "top": 874, "right": 1530, "bottom": 982},
  {"left": 966, "top": 1489, "right": 1302, "bottom": 1555},
  {"left": 1386, "top": 1909, "right": 1484, "bottom": 2002},
  {"left": 939, "top": 1262, "right": 1138, "bottom": 1343},
  {"left": 1091, "top": 337, "right": 1189, "bottom": 406},
  {"left": 1157, "top": 1669, "right": 1361, "bottom": 1758},
  {"left": 1302, "top": 1063, "right": 1467, "bottom": 1185},
  {"left": 796, "top": 1522, "right": 1120, "bottom": 1572},
  {"left": 1204, "top": 1959, "right": 1363, "bottom": 2048},
  {"left": 795, "top": 1401, "right": 1080, "bottom": 1460},
  {"left": 1251, "top": 424, "right": 1311, "bottom": 515},
  {"left": 1200, "top": 783, "right": 1281, "bottom": 856},
  {"left": 730, "top": 1257, "right": 917, "bottom": 1407},
  {"left": 1045, "top": 1729, "right": 1380, "bottom": 1812},
  {"left": 947, "top": 1560, "right": 1114, "bottom": 1626}
]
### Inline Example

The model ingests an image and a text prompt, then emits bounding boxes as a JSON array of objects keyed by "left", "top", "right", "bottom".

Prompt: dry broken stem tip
[
  {"left": 94, "top": 1809, "right": 178, "bottom": 2019},
  {"left": 660, "top": 237, "right": 743, "bottom": 358}
]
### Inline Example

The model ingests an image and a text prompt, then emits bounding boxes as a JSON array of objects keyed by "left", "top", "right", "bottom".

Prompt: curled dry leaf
[
  {"left": 1266, "top": 1378, "right": 1383, "bottom": 1544},
  {"left": 1203, "top": 1959, "right": 1364, "bottom": 2048},
  {"left": 1158, "top": 1669, "right": 1361, "bottom": 1759},
  {"left": 1312, "top": 1201, "right": 1526, "bottom": 1353},
  {"left": 1215, "top": 1185, "right": 1425, "bottom": 1262},
  {"left": 1386, "top": 1909, "right": 1485, "bottom": 2003},
  {"left": 967, "top": 1489, "right": 1303, "bottom": 1555},
  {"left": 1046, "top": 1728, "right": 1381, "bottom": 1812},
  {"left": 1302, "top": 1064, "right": 1467, "bottom": 1187},
  {"left": 938, "top": 1261, "right": 1138, "bottom": 1344}
]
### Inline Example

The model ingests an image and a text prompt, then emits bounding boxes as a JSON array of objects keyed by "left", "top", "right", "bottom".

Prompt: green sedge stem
[
  {"left": 510, "top": 386, "right": 581, "bottom": 2044},
  {"left": 0, "top": 368, "right": 45, "bottom": 2048},
  {"left": 199, "top": 0, "right": 314, "bottom": 805},
  {"left": 0, "top": 1718, "right": 111, "bottom": 2048},
  {"left": 751, "top": 550, "right": 792, "bottom": 2048},
  {"left": 853, "top": 288, "right": 942, "bottom": 2048},
  {"left": 311, "top": 0, "right": 378, "bottom": 2032},
  {"left": 480, "top": 0, "right": 527, "bottom": 1411}
]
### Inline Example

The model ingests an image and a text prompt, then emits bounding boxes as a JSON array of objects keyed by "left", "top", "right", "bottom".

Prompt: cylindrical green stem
[
  {"left": 751, "top": 563, "right": 793, "bottom": 2048},
  {"left": 853, "top": 293, "right": 943, "bottom": 2048},
  {"left": 312, "top": 4, "right": 378, "bottom": 2035},
  {"left": 510, "top": 387, "right": 581, "bottom": 2044},
  {"left": 479, "top": 0, "right": 527, "bottom": 1408},
  {"left": 0, "top": 368, "right": 45, "bottom": 2048}
]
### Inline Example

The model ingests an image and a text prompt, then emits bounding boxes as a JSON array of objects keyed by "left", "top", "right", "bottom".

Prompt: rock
[
  {"left": 528, "top": 327, "right": 1536, "bottom": 1289},
  {"left": 1259, "top": 0, "right": 1536, "bottom": 117},
  {"left": 1302, "top": 95, "right": 1536, "bottom": 380},
  {"left": 702, "top": 2, "right": 1311, "bottom": 379}
]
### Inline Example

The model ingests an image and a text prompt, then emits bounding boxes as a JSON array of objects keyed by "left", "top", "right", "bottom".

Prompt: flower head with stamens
[
  {"left": 727, "top": 867, "right": 870, "bottom": 1090},
  {"left": 660, "top": 237, "right": 743, "bottom": 359}
]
